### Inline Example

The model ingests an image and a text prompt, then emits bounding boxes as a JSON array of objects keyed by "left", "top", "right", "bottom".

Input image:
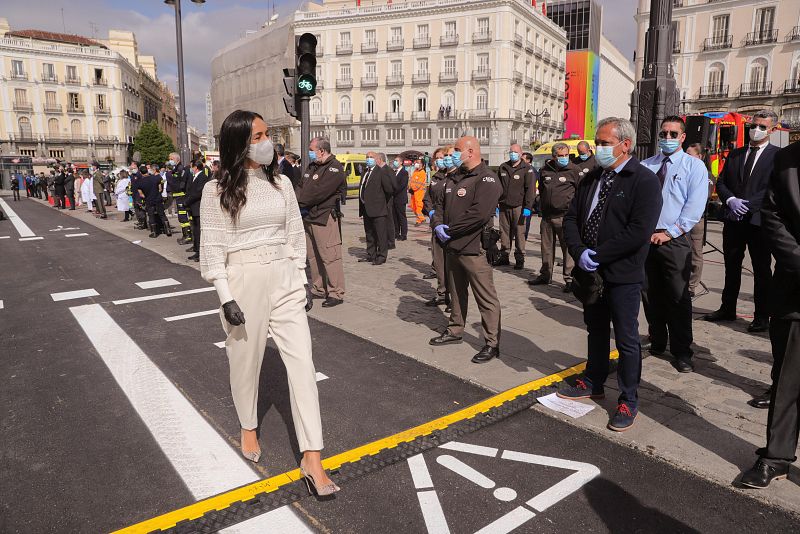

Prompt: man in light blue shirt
[{"left": 640, "top": 116, "right": 708, "bottom": 373}]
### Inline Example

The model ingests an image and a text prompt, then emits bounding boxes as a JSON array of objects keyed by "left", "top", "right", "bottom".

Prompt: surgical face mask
[
  {"left": 556, "top": 156, "right": 570, "bottom": 167},
  {"left": 435, "top": 158, "right": 445, "bottom": 169},
  {"left": 595, "top": 142, "right": 622, "bottom": 168},
  {"left": 366, "top": 157, "right": 376, "bottom": 167},
  {"left": 308, "top": 150, "right": 318, "bottom": 162},
  {"left": 749, "top": 127, "right": 769, "bottom": 142},
  {"left": 452, "top": 151, "right": 463, "bottom": 167},
  {"left": 443, "top": 155, "right": 455, "bottom": 168},
  {"left": 509, "top": 152, "right": 520, "bottom": 162},
  {"left": 659, "top": 139, "right": 681, "bottom": 155},
  {"left": 248, "top": 138, "right": 275, "bottom": 165},
  {"left": 414, "top": 163, "right": 421, "bottom": 170},
  {"left": 404, "top": 166, "right": 413, "bottom": 174},
  {"left": 579, "top": 153, "right": 590, "bottom": 161},
  {"left": 392, "top": 160, "right": 400, "bottom": 169}
]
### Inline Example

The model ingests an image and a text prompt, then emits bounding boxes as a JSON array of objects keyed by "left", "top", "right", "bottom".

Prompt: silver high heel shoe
[
  {"left": 240, "top": 430, "right": 261, "bottom": 464},
  {"left": 299, "top": 461, "right": 341, "bottom": 496}
]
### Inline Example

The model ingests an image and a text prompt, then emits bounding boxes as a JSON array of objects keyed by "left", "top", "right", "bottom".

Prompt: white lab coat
[
  {"left": 115, "top": 177, "right": 131, "bottom": 212},
  {"left": 80, "top": 177, "right": 95, "bottom": 205}
]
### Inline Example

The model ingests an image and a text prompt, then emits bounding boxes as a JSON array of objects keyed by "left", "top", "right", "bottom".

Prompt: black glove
[
  {"left": 222, "top": 300, "right": 246, "bottom": 326},
  {"left": 305, "top": 286, "right": 313, "bottom": 312}
]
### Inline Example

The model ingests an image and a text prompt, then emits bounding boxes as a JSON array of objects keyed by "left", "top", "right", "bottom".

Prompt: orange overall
[{"left": 408, "top": 169, "right": 427, "bottom": 224}]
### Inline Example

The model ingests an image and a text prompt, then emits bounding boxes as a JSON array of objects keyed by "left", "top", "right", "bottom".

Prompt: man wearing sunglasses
[
  {"left": 641, "top": 117, "right": 709, "bottom": 373},
  {"left": 704, "top": 109, "right": 780, "bottom": 336}
]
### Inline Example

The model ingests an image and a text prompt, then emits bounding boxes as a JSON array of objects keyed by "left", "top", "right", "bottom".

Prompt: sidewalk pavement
[{"left": 24, "top": 194, "right": 800, "bottom": 516}]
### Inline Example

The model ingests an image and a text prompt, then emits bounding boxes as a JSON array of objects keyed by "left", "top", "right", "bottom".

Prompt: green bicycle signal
[{"left": 297, "top": 74, "right": 316, "bottom": 96}]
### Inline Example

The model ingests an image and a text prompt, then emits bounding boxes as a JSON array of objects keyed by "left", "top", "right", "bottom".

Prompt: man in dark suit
[
  {"left": 704, "top": 109, "right": 780, "bottom": 333},
  {"left": 559, "top": 117, "right": 662, "bottom": 432},
  {"left": 739, "top": 140, "right": 800, "bottom": 489},
  {"left": 391, "top": 156, "right": 409, "bottom": 241},
  {"left": 276, "top": 143, "right": 299, "bottom": 189},
  {"left": 184, "top": 160, "right": 211, "bottom": 261},
  {"left": 358, "top": 152, "right": 394, "bottom": 265}
]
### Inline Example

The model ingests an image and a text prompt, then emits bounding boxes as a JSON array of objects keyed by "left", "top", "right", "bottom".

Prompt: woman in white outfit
[
  {"left": 200, "top": 110, "right": 339, "bottom": 496},
  {"left": 115, "top": 170, "right": 132, "bottom": 221},
  {"left": 80, "top": 170, "right": 95, "bottom": 211}
]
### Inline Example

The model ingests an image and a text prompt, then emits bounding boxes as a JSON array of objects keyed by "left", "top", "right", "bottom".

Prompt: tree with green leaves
[{"left": 132, "top": 121, "right": 176, "bottom": 164}]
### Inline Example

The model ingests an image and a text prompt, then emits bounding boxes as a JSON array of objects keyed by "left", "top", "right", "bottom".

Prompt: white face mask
[
  {"left": 248, "top": 138, "right": 275, "bottom": 165},
  {"left": 749, "top": 127, "right": 769, "bottom": 143}
]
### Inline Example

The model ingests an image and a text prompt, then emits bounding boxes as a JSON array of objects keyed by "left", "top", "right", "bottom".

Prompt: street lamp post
[
  {"left": 165, "top": 0, "right": 205, "bottom": 165},
  {"left": 526, "top": 108, "right": 550, "bottom": 145}
]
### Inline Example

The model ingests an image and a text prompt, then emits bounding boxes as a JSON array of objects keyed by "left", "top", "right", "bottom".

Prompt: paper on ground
[{"left": 537, "top": 393, "right": 596, "bottom": 418}]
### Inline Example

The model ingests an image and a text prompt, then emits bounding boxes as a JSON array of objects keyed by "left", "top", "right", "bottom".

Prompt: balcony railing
[
  {"left": 67, "top": 105, "right": 85, "bottom": 113},
  {"left": 412, "top": 138, "right": 431, "bottom": 146},
  {"left": 513, "top": 34, "right": 523, "bottom": 47},
  {"left": 386, "top": 74, "right": 404, "bottom": 86},
  {"left": 436, "top": 108, "right": 456, "bottom": 119},
  {"left": 41, "top": 73, "right": 58, "bottom": 83},
  {"left": 525, "top": 40, "right": 534, "bottom": 53},
  {"left": 316, "top": 46, "right": 324, "bottom": 57},
  {"left": 336, "top": 114, "right": 353, "bottom": 123},
  {"left": 472, "top": 31, "right": 492, "bottom": 44},
  {"left": 336, "top": 77, "right": 353, "bottom": 89},
  {"left": 411, "top": 111, "right": 429, "bottom": 120},
  {"left": 703, "top": 35, "right": 733, "bottom": 51},
  {"left": 699, "top": 84, "right": 729, "bottom": 99},
  {"left": 94, "top": 106, "right": 111, "bottom": 115},
  {"left": 13, "top": 131, "right": 38, "bottom": 142},
  {"left": 524, "top": 76, "right": 533, "bottom": 89},
  {"left": 783, "top": 79, "right": 800, "bottom": 94},
  {"left": 44, "top": 104, "right": 62, "bottom": 113},
  {"left": 440, "top": 34, "right": 459, "bottom": 47},
  {"left": 744, "top": 29, "right": 778, "bottom": 46},
  {"left": 361, "top": 76, "right": 378, "bottom": 87},
  {"left": 385, "top": 138, "right": 405, "bottom": 146},
  {"left": 740, "top": 82, "right": 772, "bottom": 97},
  {"left": 361, "top": 41, "right": 378, "bottom": 53},
  {"left": 94, "top": 135, "right": 119, "bottom": 144},
  {"left": 558, "top": 60, "right": 565, "bottom": 70},
  {"left": 556, "top": 90, "right": 565, "bottom": 100},
  {"left": 336, "top": 43, "right": 353, "bottom": 55},
  {"left": 413, "top": 36, "right": 431, "bottom": 49},
  {"left": 471, "top": 68, "right": 491, "bottom": 81},
  {"left": 673, "top": 41, "right": 681, "bottom": 53},
  {"left": 412, "top": 72, "right": 430, "bottom": 84},
  {"left": 386, "top": 38, "right": 404, "bottom": 51},
  {"left": 439, "top": 71, "right": 458, "bottom": 83},
  {"left": 360, "top": 112, "right": 378, "bottom": 122},
  {"left": 310, "top": 114, "right": 328, "bottom": 124},
  {"left": 316, "top": 79, "right": 324, "bottom": 90},
  {"left": 469, "top": 109, "right": 491, "bottom": 119},
  {"left": 786, "top": 26, "right": 800, "bottom": 42},
  {"left": 509, "top": 109, "right": 523, "bottom": 121},
  {"left": 513, "top": 70, "right": 523, "bottom": 83},
  {"left": 337, "top": 139, "right": 355, "bottom": 147},
  {"left": 13, "top": 100, "right": 32, "bottom": 111},
  {"left": 534, "top": 46, "right": 543, "bottom": 58},
  {"left": 542, "top": 53, "right": 553, "bottom": 65},
  {"left": 673, "top": 0, "right": 683, "bottom": 7},
  {"left": 385, "top": 112, "right": 404, "bottom": 122},
  {"left": 534, "top": 80, "right": 543, "bottom": 92},
  {"left": 542, "top": 85, "right": 551, "bottom": 96},
  {"left": 65, "top": 76, "right": 81, "bottom": 85},
  {"left": 10, "top": 71, "right": 28, "bottom": 80},
  {"left": 93, "top": 78, "right": 107, "bottom": 86}
]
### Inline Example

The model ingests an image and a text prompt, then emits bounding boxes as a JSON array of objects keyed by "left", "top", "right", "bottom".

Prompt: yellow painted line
[{"left": 114, "top": 351, "right": 618, "bottom": 534}]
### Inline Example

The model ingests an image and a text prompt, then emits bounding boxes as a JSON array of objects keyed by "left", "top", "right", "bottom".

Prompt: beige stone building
[{"left": 635, "top": 0, "right": 800, "bottom": 127}]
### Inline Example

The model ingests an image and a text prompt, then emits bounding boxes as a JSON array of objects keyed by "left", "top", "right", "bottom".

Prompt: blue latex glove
[
  {"left": 578, "top": 249, "right": 599, "bottom": 272},
  {"left": 434, "top": 224, "right": 451, "bottom": 242},
  {"left": 495, "top": 208, "right": 500, "bottom": 217},
  {"left": 522, "top": 208, "right": 531, "bottom": 217},
  {"left": 429, "top": 209, "right": 435, "bottom": 218},
  {"left": 727, "top": 197, "right": 749, "bottom": 217}
]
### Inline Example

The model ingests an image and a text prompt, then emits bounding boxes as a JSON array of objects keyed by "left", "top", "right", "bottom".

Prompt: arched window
[
  {"left": 365, "top": 94, "right": 375, "bottom": 115},
  {"left": 71, "top": 119, "right": 82, "bottom": 136},
  {"left": 443, "top": 90, "right": 455, "bottom": 110},
  {"left": 707, "top": 62, "right": 725, "bottom": 91},
  {"left": 749, "top": 58, "right": 768, "bottom": 89},
  {"left": 390, "top": 93, "right": 401, "bottom": 113},
  {"left": 48, "top": 118, "right": 59, "bottom": 136},
  {"left": 476, "top": 89, "right": 488, "bottom": 110},
  {"left": 311, "top": 97, "right": 322, "bottom": 116},
  {"left": 339, "top": 95, "right": 351, "bottom": 115},
  {"left": 416, "top": 92, "right": 427, "bottom": 112},
  {"left": 97, "top": 120, "right": 108, "bottom": 136},
  {"left": 18, "top": 117, "right": 32, "bottom": 137}
]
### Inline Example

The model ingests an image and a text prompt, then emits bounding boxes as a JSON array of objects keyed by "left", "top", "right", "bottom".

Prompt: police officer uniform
[
  {"left": 430, "top": 162, "right": 503, "bottom": 363},
  {"left": 496, "top": 158, "right": 536, "bottom": 268},
  {"left": 422, "top": 168, "right": 450, "bottom": 304},
  {"left": 297, "top": 154, "right": 348, "bottom": 306}
]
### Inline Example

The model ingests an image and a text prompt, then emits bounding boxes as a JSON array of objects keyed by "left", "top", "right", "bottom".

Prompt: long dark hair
[{"left": 218, "top": 110, "right": 279, "bottom": 223}]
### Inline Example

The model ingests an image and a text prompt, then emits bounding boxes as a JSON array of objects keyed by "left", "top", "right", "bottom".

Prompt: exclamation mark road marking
[{"left": 436, "top": 455, "right": 518, "bottom": 501}]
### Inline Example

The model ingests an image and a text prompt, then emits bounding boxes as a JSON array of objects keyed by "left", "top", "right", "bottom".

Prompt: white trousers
[{"left": 221, "top": 245, "right": 323, "bottom": 452}]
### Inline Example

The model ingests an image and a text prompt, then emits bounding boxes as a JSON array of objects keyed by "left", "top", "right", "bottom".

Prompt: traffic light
[
  {"left": 283, "top": 67, "right": 298, "bottom": 119},
  {"left": 295, "top": 33, "right": 317, "bottom": 97}
]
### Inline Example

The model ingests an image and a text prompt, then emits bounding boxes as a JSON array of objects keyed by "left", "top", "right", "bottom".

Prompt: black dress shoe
[
  {"left": 373, "top": 259, "right": 386, "bottom": 266},
  {"left": 514, "top": 260, "right": 524, "bottom": 270},
  {"left": 748, "top": 318, "right": 769, "bottom": 333},
  {"left": 674, "top": 358, "right": 694, "bottom": 373},
  {"left": 149, "top": 232, "right": 158, "bottom": 238},
  {"left": 429, "top": 332, "right": 463, "bottom": 346},
  {"left": 397, "top": 236, "right": 407, "bottom": 241},
  {"left": 425, "top": 297, "right": 447, "bottom": 307},
  {"left": 704, "top": 309, "right": 736, "bottom": 322},
  {"left": 493, "top": 255, "right": 510, "bottom": 267},
  {"left": 187, "top": 254, "right": 199, "bottom": 261},
  {"left": 321, "top": 297, "right": 343, "bottom": 308},
  {"left": 472, "top": 345, "right": 500, "bottom": 363},
  {"left": 388, "top": 244, "right": 396, "bottom": 250},
  {"left": 748, "top": 388, "right": 771, "bottom": 409},
  {"left": 422, "top": 273, "right": 437, "bottom": 280},
  {"left": 528, "top": 276, "right": 550, "bottom": 286},
  {"left": 563, "top": 281, "right": 573, "bottom": 293},
  {"left": 740, "top": 459, "right": 789, "bottom": 489}
]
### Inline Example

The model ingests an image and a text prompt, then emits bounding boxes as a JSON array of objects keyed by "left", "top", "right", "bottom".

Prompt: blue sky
[{"left": 3, "top": 0, "right": 638, "bottom": 131}]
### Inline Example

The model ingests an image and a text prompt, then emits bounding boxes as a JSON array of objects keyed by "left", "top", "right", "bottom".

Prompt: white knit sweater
[{"left": 200, "top": 168, "right": 306, "bottom": 303}]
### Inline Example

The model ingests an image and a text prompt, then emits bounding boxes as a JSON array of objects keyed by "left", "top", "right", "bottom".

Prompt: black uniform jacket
[
  {"left": 184, "top": 170, "right": 212, "bottom": 218},
  {"left": 423, "top": 170, "right": 448, "bottom": 227},
  {"left": 392, "top": 168, "right": 410, "bottom": 198},
  {"left": 358, "top": 165, "right": 393, "bottom": 218},
  {"left": 64, "top": 172, "right": 75, "bottom": 192},
  {"left": 296, "top": 155, "right": 347, "bottom": 226},
  {"left": 571, "top": 154, "right": 600, "bottom": 179},
  {"left": 715, "top": 143, "right": 779, "bottom": 226},
  {"left": 497, "top": 159, "right": 536, "bottom": 209},
  {"left": 564, "top": 157, "right": 662, "bottom": 285},
  {"left": 538, "top": 159, "right": 584, "bottom": 219},
  {"left": 432, "top": 162, "right": 503, "bottom": 256},
  {"left": 762, "top": 141, "right": 800, "bottom": 320}
]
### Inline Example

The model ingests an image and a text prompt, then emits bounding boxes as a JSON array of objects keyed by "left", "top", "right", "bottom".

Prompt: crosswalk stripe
[
  {"left": 0, "top": 197, "right": 35, "bottom": 237},
  {"left": 51, "top": 288, "right": 99, "bottom": 302},
  {"left": 112, "top": 286, "right": 214, "bottom": 305},
  {"left": 135, "top": 278, "right": 181, "bottom": 290},
  {"left": 65, "top": 233, "right": 89, "bottom": 237},
  {"left": 164, "top": 309, "right": 217, "bottom": 322}
]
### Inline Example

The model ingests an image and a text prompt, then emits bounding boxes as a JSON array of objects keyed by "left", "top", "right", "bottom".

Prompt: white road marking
[
  {"left": 436, "top": 455, "right": 495, "bottom": 488},
  {"left": 315, "top": 372, "right": 329, "bottom": 382},
  {"left": 416, "top": 490, "right": 451, "bottom": 534},
  {"left": 69, "top": 304, "right": 312, "bottom": 533},
  {"left": 407, "top": 454, "right": 434, "bottom": 489},
  {"left": 19, "top": 236, "right": 44, "bottom": 241},
  {"left": 439, "top": 441, "right": 498, "bottom": 457},
  {"left": 214, "top": 341, "right": 226, "bottom": 348},
  {"left": 65, "top": 233, "right": 89, "bottom": 237},
  {"left": 0, "top": 198, "right": 35, "bottom": 237},
  {"left": 135, "top": 278, "right": 182, "bottom": 290},
  {"left": 112, "top": 286, "right": 214, "bottom": 305},
  {"left": 164, "top": 309, "right": 217, "bottom": 322},
  {"left": 0, "top": 236, "right": 10, "bottom": 239},
  {"left": 0, "top": 300, "right": 4, "bottom": 309},
  {"left": 51, "top": 288, "right": 99, "bottom": 302},
  {"left": 473, "top": 507, "right": 536, "bottom": 534}
]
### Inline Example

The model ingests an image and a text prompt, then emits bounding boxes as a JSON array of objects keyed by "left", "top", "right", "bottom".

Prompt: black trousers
[
  {"left": 392, "top": 194, "right": 407, "bottom": 238},
  {"left": 584, "top": 282, "right": 643, "bottom": 411},
  {"left": 761, "top": 319, "right": 800, "bottom": 467},
  {"left": 190, "top": 216, "right": 201, "bottom": 254},
  {"left": 134, "top": 201, "right": 148, "bottom": 227},
  {"left": 363, "top": 215, "right": 388, "bottom": 262},
  {"left": 146, "top": 201, "right": 170, "bottom": 234},
  {"left": 721, "top": 221, "right": 772, "bottom": 320},
  {"left": 65, "top": 189, "right": 75, "bottom": 210},
  {"left": 13, "top": 189, "right": 20, "bottom": 201},
  {"left": 93, "top": 197, "right": 107, "bottom": 217},
  {"left": 41, "top": 185, "right": 49, "bottom": 201},
  {"left": 386, "top": 200, "right": 396, "bottom": 248},
  {"left": 642, "top": 235, "right": 693, "bottom": 360}
]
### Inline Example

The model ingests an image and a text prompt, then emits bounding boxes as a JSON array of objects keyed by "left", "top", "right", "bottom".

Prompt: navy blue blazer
[{"left": 715, "top": 143, "right": 779, "bottom": 226}]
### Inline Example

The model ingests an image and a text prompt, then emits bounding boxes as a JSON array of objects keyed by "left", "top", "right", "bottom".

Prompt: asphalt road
[{"left": 1, "top": 197, "right": 798, "bottom": 534}]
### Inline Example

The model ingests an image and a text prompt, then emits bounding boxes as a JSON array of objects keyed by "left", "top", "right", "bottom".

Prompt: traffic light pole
[{"left": 300, "top": 96, "right": 310, "bottom": 175}]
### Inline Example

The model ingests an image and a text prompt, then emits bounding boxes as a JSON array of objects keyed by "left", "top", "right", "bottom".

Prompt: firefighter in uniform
[
  {"left": 297, "top": 138, "right": 348, "bottom": 308},
  {"left": 422, "top": 147, "right": 450, "bottom": 307},
  {"left": 167, "top": 153, "right": 193, "bottom": 245},
  {"left": 429, "top": 136, "right": 503, "bottom": 364},
  {"left": 496, "top": 143, "right": 536, "bottom": 269}
]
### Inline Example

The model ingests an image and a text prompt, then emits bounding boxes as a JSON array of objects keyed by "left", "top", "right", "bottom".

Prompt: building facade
[
  {"left": 635, "top": 0, "right": 800, "bottom": 127},
  {"left": 205, "top": 92, "right": 215, "bottom": 150},
  {"left": 295, "top": 0, "right": 567, "bottom": 163},
  {"left": 598, "top": 35, "right": 635, "bottom": 121},
  {"left": 161, "top": 82, "right": 178, "bottom": 149}
]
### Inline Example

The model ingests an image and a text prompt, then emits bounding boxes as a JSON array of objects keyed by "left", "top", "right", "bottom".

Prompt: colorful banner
[{"left": 563, "top": 51, "right": 599, "bottom": 139}]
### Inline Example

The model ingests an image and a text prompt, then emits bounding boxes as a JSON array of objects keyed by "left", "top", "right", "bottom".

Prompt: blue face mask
[
  {"left": 443, "top": 155, "right": 455, "bottom": 168},
  {"left": 509, "top": 152, "right": 520, "bottom": 162},
  {"left": 595, "top": 142, "right": 622, "bottom": 168},
  {"left": 435, "top": 158, "right": 445, "bottom": 169},
  {"left": 366, "top": 157, "right": 376, "bottom": 167},
  {"left": 659, "top": 139, "right": 681, "bottom": 155},
  {"left": 556, "top": 156, "right": 570, "bottom": 167},
  {"left": 404, "top": 166, "right": 413, "bottom": 174},
  {"left": 392, "top": 160, "right": 400, "bottom": 169},
  {"left": 308, "top": 150, "right": 317, "bottom": 162},
  {"left": 452, "top": 151, "right": 463, "bottom": 168},
  {"left": 579, "top": 153, "right": 590, "bottom": 161}
]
